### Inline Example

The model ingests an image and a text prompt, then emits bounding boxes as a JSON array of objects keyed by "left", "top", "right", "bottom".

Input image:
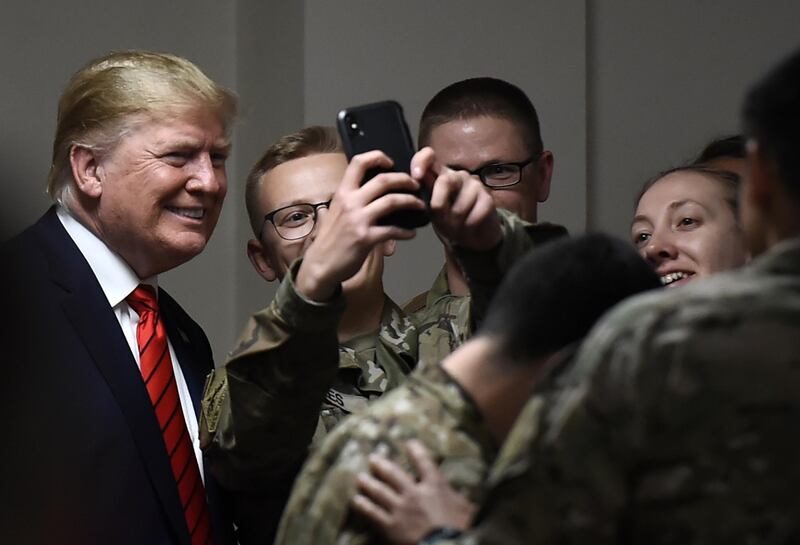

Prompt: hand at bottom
[{"left": 350, "top": 440, "right": 477, "bottom": 545}]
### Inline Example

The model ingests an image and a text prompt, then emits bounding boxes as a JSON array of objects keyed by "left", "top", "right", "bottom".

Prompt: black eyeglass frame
[
  {"left": 259, "top": 199, "right": 332, "bottom": 240},
  {"left": 468, "top": 156, "right": 538, "bottom": 189}
]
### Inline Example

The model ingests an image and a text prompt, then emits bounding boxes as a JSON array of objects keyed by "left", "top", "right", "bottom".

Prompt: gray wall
[{"left": 2, "top": 1, "right": 798, "bottom": 363}]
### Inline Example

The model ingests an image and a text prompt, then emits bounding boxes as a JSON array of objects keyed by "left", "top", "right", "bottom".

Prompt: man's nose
[{"left": 186, "top": 154, "right": 224, "bottom": 194}]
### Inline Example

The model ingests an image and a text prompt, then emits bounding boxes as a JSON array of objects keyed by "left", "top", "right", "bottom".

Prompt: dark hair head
[
  {"left": 743, "top": 47, "right": 800, "bottom": 200},
  {"left": 692, "top": 134, "right": 747, "bottom": 164},
  {"left": 636, "top": 165, "right": 741, "bottom": 216},
  {"left": 480, "top": 233, "right": 661, "bottom": 363},
  {"left": 245, "top": 125, "right": 342, "bottom": 236},
  {"left": 418, "top": 77, "right": 543, "bottom": 156}
]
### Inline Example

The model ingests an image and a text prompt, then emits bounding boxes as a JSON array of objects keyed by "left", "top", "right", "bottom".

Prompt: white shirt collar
[{"left": 57, "top": 206, "right": 158, "bottom": 306}]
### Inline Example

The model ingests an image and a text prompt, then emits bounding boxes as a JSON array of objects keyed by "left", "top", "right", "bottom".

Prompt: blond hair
[{"left": 48, "top": 50, "right": 238, "bottom": 203}]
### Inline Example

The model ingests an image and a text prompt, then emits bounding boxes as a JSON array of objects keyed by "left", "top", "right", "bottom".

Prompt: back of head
[
  {"left": 481, "top": 233, "right": 662, "bottom": 363},
  {"left": 49, "top": 50, "right": 237, "bottom": 205},
  {"left": 743, "top": 47, "right": 800, "bottom": 200},
  {"left": 245, "top": 125, "right": 343, "bottom": 236},
  {"left": 418, "top": 77, "right": 543, "bottom": 156},
  {"left": 692, "top": 134, "right": 747, "bottom": 164}
]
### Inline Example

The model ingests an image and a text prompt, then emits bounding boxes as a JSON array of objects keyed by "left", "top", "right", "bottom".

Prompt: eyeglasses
[
  {"left": 260, "top": 199, "right": 331, "bottom": 240},
  {"left": 468, "top": 157, "right": 536, "bottom": 188}
]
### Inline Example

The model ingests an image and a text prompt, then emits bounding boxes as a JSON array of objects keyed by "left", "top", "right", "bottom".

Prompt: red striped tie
[{"left": 127, "top": 285, "right": 213, "bottom": 545}]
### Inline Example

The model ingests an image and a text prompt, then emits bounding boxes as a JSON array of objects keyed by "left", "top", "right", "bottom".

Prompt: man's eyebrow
[
  {"left": 448, "top": 159, "right": 506, "bottom": 172},
  {"left": 214, "top": 138, "right": 232, "bottom": 153}
]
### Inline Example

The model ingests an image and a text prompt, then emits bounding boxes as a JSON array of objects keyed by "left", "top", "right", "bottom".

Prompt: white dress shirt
[{"left": 57, "top": 207, "right": 204, "bottom": 478}]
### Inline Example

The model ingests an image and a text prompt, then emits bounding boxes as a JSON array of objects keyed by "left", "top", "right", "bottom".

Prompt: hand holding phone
[{"left": 337, "top": 100, "right": 430, "bottom": 229}]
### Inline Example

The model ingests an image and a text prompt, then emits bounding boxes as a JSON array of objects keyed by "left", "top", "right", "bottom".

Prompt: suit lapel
[
  {"left": 159, "top": 292, "right": 211, "bottom": 415},
  {"left": 37, "top": 210, "right": 192, "bottom": 545}
]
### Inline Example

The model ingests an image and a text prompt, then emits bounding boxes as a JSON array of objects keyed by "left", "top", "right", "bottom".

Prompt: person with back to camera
[{"left": 0, "top": 50, "right": 238, "bottom": 545}]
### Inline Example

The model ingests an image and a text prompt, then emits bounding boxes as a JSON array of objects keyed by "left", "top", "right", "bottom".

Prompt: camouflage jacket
[
  {"left": 412, "top": 213, "right": 568, "bottom": 367},
  {"left": 445, "top": 236, "right": 800, "bottom": 545},
  {"left": 275, "top": 362, "right": 497, "bottom": 545},
  {"left": 199, "top": 262, "right": 417, "bottom": 544}
]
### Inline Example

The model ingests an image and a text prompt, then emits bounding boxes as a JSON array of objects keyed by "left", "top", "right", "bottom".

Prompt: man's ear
[
  {"left": 246, "top": 238, "right": 278, "bottom": 282},
  {"left": 69, "top": 145, "right": 104, "bottom": 199},
  {"left": 382, "top": 239, "right": 397, "bottom": 257},
  {"left": 534, "top": 150, "right": 554, "bottom": 202}
]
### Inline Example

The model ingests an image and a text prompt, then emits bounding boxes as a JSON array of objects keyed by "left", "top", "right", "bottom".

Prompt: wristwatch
[{"left": 418, "top": 526, "right": 463, "bottom": 545}]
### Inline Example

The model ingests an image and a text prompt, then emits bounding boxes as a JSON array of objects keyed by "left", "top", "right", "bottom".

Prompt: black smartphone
[{"left": 337, "top": 100, "right": 430, "bottom": 229}]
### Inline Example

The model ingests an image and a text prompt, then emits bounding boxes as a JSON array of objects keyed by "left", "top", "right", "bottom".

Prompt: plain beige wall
[
  {"left": 2, "top": 1, "right": 799, "bottom": 363},
  {"left": 587, "top": 1, "right": 800, "bottom": 236}
]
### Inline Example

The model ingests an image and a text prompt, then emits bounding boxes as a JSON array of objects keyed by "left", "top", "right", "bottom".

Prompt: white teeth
[
  {"left": 168, "top": 207, "right": 204, "bottom": 219},
  {"left": 661, "top": 271, "right": 689, "bottom": 285}
]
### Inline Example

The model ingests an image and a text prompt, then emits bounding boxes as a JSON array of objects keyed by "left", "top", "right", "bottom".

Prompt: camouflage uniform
[
  {"left": 411, "top": 215, "right": 568, "bottom": 367},
  {"left": 199, "top": 261, "right": 418, "bottom": 544},
  {"left": 275, "top": 362, "right": 497, "bottom": 545},
  {"left": 446, "top": 236, "right": 800, "bottom": 545}
]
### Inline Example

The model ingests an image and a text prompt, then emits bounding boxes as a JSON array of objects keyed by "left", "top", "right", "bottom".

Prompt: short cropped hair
[
  {"left": 480, "top": 234, "right": 661, "bottom": 363},
  {"left": 637, "top": 165, "right": 741, "bottom": 216},
  {"left": 692, "top": 134, "right": 747, "bottom": 164},
  {"left": 245, "top": 125, "right": 343, "bottom": 237},
  {"left": 743, "top": 47, "right": 800, "bottom": 200},
  {"left": 49, "top": 50, "right": 238, "bottom": 203},
  {"left": 418, "top": 77, "right": 543, "bottom": 157}
]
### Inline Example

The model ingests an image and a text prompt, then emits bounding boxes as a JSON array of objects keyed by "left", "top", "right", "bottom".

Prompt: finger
[
  {"left": 341, "top": 151, "right": 394, "bottom": 190},
  {"left": 350, "top": 493, "right": 393, "bottom": 529},
  {"left": 428, "top": 169, "right": 463, "bottom": 212},
  {"left": 355, "top": 472, "right": 401, "bottom": 510},
  {"left": 410, "top": 146, "right": 439, "bottom": 181},
  {"left": 362, "top": 192, "right": 426, "bottom": 227},
  {"left": 359, "top": 171, "right": 420, "bottom": 204},
  {"left": 404, "top": 440, "right": 440, "bottom": 481},
  {"left": 446, "top": 176, "right": 481, "bottom": 220},
  {"left": 463, "top": 192, "right": 497, "bottom": 229},
  {"left": 368, "top": 453, "right": 417, "bottom": 491}
]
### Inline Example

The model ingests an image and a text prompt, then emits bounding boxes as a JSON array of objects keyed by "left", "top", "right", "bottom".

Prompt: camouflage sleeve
[
  {"left": 448, "top": 278, "right": 800, "bottom": 545},
  {"left": 199, "top": 259, "right": 345, "bottom": 544},
  {"left": 455, "top": 209, "right": 567, "bottom": 327},
  {"left": 277, "top": 369, "right": 493, "bottom": 545},
  {"left": 274, "top": 416, "right": 379, "bottom": 545}
]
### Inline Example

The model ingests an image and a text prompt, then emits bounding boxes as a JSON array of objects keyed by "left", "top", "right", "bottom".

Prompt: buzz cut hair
[{"left": 418, "top": 77, "right": 543, "bottom": 157}]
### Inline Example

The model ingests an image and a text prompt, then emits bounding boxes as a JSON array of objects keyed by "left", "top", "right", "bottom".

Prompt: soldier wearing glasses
[
  {"left": 199, "top": 126, "right": 537, "bottom": 543},
  {"left": 405, "top": 77, "right": 567, "bottom": 351}
]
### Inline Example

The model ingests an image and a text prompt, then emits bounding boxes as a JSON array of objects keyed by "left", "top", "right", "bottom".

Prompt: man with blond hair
[{"left": 1, "top": 51, "right": 238, "bottom": 545}]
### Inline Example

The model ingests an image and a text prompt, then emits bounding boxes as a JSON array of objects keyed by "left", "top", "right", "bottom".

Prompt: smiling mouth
[
  {"left": 167, "top": 206, "right": 205, "bottom": 220},
  {"left": 661, "top": 271, "right": 693, "bottom": 286}
]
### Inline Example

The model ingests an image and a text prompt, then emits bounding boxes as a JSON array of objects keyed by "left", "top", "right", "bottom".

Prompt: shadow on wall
[{"left": 0, "top": 139, "right": 53, "bottom": 243}]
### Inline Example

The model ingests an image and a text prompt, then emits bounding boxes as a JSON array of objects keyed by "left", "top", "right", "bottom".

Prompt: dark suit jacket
[{"left": 0, "top": 208, "right": 236, "bottom": 545}]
